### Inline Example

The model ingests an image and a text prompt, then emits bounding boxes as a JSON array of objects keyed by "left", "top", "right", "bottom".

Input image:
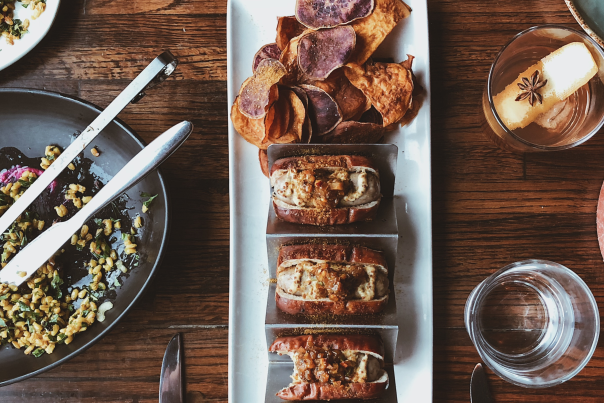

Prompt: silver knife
[
  {"left": 0, "top": 51, "right": 178, "bottom": 236},
  {"left": 160, "top": 333, "right": 184, "bottom": 403},
  {"left": 0, "top": 121, "right": 193, "bottom": 286},
  {"left": 471, "top": 363, "right": 494, "bottom": 403}
]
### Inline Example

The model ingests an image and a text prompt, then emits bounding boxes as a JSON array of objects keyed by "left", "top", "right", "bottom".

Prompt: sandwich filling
[
  {"left": 271, "top": 168, "right": 380, "bottom": 209},
  {"left": 289, "top": 345, "right": 383, "bottom": 385},
  {"left": 277, "top": 261, "right": 389, "bottom": 301}
]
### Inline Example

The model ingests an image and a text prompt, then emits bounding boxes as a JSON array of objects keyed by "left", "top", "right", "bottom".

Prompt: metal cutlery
[
  {"left": 0, "top": 121, "right": 193, "bottom": 286},
  {"left": 471, "top": 363, "right": 494, "bottom": 403},
  {"left": 0, "top": 51, "right": 178, "bottom": 236},
  {"left": 160, "top": 333, "right": 184, "bottom": 403}
]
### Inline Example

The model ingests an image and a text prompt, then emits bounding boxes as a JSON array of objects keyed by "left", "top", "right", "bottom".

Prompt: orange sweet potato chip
[
  {"left": 398, "top": 64, "right": 424, "bottom": 127},
  {"left": 259, "top": 149, "right": 270, "bottom": 177},
  {"left": 311, "top": 69, "right": 370, "bottom": 121},
  {"left": 298, "top": 26, "right": 356, "bottom": 80},
  {"left": 291, "top": 86, "right": 313, "bottom": 143},
  {"left": 231, "top": 96, "right": 270, "bottom": 149},
  {"left": 238, "top": 58, "right": 286, "bottom": 119},
  {"left": 253, "top": 43, "right": 282, "bottom": 72},
  {"left": 345, "top": 56, "right": 414, "bottom": 126},
  {"left": 296, "top": 0, "right": 374, "bottom": 29},
  {"left": 232, "top": 86, "right": 306, "bottom": 150},
  {"left": 349, "top": 0, "right": 411, "bottom": 65},
  {"left": 276, "top": 16, "right": 306, "bottom": 50},
  {"left": 279, "top": 34, "right": 307, "bottom": 85},
  {"left": 266, "top": 86, "right": 306, "bottom": 145},
  {"left": 265, "top": 90, "right": 291, "bottom": 141}
]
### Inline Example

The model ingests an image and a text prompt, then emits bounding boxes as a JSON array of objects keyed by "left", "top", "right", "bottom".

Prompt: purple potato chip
[
  {"left": 252, "top": 43, "right": 282, "bottom": 72},
  {"left": 238, "top": 58, "right": 286, "bottom": 119},
  {"left": 320, "top": 121, "right": 387, "bottom": 144},
  {"left": 298, "top": 26, "right": 356, "bottom": 80},
  {"left": 300, "top": 84, "right": 342, "bottom": 136},
  {"left": 296, "top": 0, "right": 375, "bottom": 29}
]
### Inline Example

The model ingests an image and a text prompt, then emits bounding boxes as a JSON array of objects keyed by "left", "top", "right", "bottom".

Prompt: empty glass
[{"left": 465, "top": 260, "right": 599, "bottom": 388}]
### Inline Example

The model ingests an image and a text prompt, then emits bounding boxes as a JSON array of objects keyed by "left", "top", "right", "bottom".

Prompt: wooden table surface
[{"left": 1, "top": 0, "right": 603, "bottom": 401}]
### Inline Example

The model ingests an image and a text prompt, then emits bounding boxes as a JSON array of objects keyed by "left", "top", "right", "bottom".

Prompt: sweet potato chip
[
  {"left": 311, "top": 69, "right": 370, "bottom": 121},
  {"left": 291, "top": 86, "right": 313, "bottom": 143},
  {"left": 253, "top": 43, "right": 282, "bottom": 72},
  {"left": 345, "top": 57, "right": 414, "bottom": 126},
  {"left": 279, "top": 34, "right": 306, "bottom": 85},
  {"left": 271, "top": 87, "right": 306, "bottom": 144},
  {"left": 238, "top": 58, "right": 286, "bottom": 119},
  {"left": 296, "top": 0, "right": 374, "bottom": 29},
  {"left": 276, "top": 16, "right": 306, "bottom": 50},
  {"left": 360, "top": 106, "right": 383, "bottom": 125},
  {"left": 349, "top": 0, "right": 411, "bottom": 65},
  {"left": 265, "top": 89, "right": 291, "bottom": 141},
  {"left": 320, "top": 121, "right": 388, "bottom": 143},
  {"left": 231, "top": 96, "right": 269, "bottom": 149},
  {"left": 259, "top": 149, "right": 270, "bottom": 177},
  {"left": 399, "top": 70, "right": 424, "bottom": 128},
  {"left": 265, "top": 86, "right": 306, "bottom": 145},
  {"left": 300, "top": 84, "right": 343, "bottom": 136},
  {"left": 298, "top": 26, "right": 356, "bottom": 80}
]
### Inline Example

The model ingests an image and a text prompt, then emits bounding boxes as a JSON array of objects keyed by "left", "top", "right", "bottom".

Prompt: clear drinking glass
[
  {"left": 482, "top": 25, "right": 604, "bottom": 152},
  {"left": 465, "top": 260, "right": 600, "bottom": 388}
]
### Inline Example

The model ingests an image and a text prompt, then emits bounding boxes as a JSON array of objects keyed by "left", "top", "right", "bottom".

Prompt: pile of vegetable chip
[{"left": 230, "top": 0, "right": 420, "bottom": 175}]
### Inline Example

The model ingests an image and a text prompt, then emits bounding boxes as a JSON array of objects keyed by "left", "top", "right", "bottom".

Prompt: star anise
[{"left": 515, "top": 70, "right": 548, "bottom": 107}]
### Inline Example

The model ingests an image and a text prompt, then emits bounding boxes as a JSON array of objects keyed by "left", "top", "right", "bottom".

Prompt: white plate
[
  {"left": 0, "top": 0, "right": 60, "bottom": 71},
  {"left": 227, "top": 0, "right": 433, "bottom": 401}
]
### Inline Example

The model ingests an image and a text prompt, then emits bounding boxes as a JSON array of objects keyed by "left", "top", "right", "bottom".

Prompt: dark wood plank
[
  {"left": 86, "top": 0, "right": 227, "bottom": 15},
  {"left": 430, "top": 0, "right": 604, "bottom": 401},
  {"left": 2, "top": 0, "right": 604, "bottom": 401},
  {"left": 0, "top": 0, "right": 231, "bottom": 401}
]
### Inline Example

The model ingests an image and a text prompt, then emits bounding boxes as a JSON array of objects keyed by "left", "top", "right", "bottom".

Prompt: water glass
[{"left": 465, "top": 260, "right": 599, "bottom": 388}]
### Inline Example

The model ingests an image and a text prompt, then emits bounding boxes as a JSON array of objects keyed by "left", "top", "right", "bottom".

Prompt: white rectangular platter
[{"left": 227, "top": 0, "right": 433, "bottom": 401}]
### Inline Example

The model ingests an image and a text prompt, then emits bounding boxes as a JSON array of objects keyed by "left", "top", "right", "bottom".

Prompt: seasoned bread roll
[
  {"left": 270, "top": 334, "right": 388, "bottom": 401},
  {"left": 270, "top": 155, "right": 381, "bottom": 225},
  {"left": 276, "top": 244, "right": 389, "bottom": 315}
]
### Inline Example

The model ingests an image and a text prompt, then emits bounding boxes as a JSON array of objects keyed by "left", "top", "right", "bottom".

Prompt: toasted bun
[
  {"left": 270, "top": 155, "right": 381, "bottom": 225},
  {"left": 278, "top": 244, "right": 387, "bottom": 268},
  {"left": 273, "top": 198, "right": 380, "bottom": 225},
  {"left": 270, "top": 155, "right": 378, "bottom": 177},
  {"left": 276, "top": 290, "right": 388, "bottom": 315},
  {"left": 269, "top": 334, "right": 385, "bottom": 358},
  {"left": 276, "top": 378, "right": 388, "bottom": 400},
  {"left": 276, "top": 244, "right": 389, "bottom": 315}
]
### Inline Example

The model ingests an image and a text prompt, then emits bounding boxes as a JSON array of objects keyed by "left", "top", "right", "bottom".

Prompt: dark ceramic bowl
[
  {"left": 0, "top": 88, "right": 170, "bottom": 386},
  {"left": 566, "top": 0, "right": 604, "bottom": 48}
]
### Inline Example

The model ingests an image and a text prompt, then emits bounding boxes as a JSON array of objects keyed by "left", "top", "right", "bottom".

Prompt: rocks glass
[
  {"left": 482, "top": 25, "right": 604, "bottom": 152},
  {"left": 465, "top": 260, "right": 599, "bottom": 388}
]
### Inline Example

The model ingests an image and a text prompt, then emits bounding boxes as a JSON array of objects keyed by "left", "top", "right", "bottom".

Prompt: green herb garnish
[
  {"left": 140, "top": 192, "right": 158, "bottom": 210},
  {"left": 32, "top": 348, "right": 45, "bottom": 358},
  {"left": 18, "top": 301, "right": 31, "bottom": 312}
]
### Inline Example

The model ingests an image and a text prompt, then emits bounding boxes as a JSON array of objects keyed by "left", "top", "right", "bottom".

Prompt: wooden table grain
[{"left": 0, "top": 0, "right": 603, "bottom": 401}]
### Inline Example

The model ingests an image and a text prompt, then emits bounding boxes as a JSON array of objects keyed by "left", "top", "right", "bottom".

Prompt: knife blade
[
  {"left": 471, "top": 363, "right": 494, "bottom": 403},
  {"left": 0, "top": 121, "right": 193, "bottom": 286},
  {"left": 160, "top": 333, "right": 184, "bottom": 403},
  {"left": 0, "top": 51, "right": 178, "bottom": 237}
]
